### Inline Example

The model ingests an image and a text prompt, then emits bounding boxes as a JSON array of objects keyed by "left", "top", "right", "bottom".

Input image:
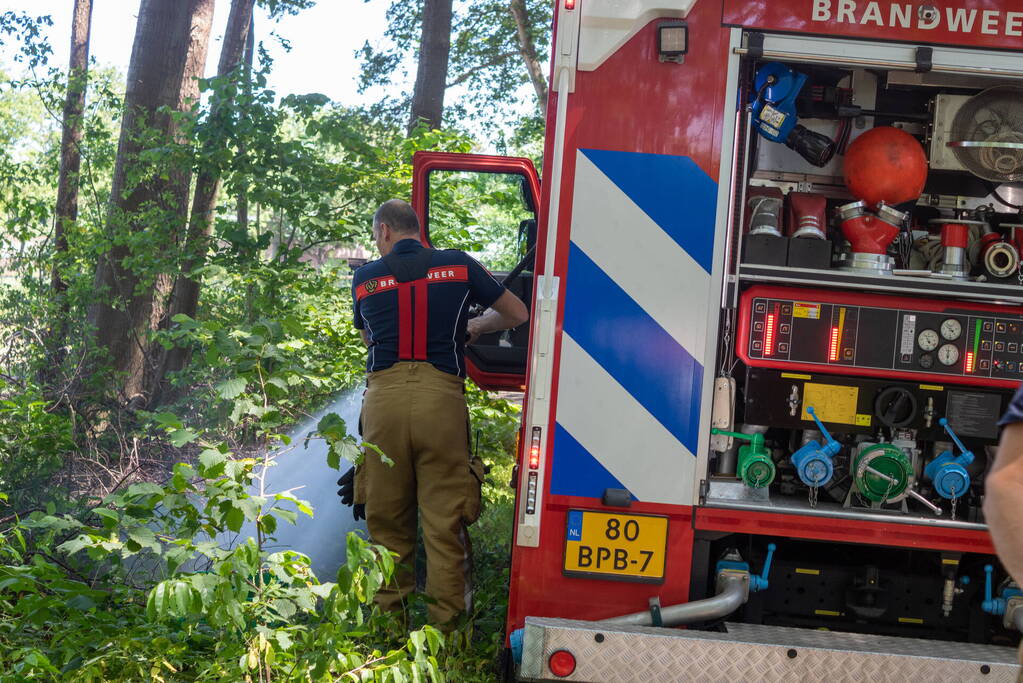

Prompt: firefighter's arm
[
  {"left": 466, "top": 290, "right": 529, "bottom": 344},
  {"left": 984, "top": 421, "right": 1023, "bottom": 584},
  {"left": 360, "top": 328, "right": 370, "bottom": 346}
]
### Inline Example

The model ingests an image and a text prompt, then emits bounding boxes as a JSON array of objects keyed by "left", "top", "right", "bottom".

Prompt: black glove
[{"left": 336, "top": 468, "right": 366, "bottom": 521}]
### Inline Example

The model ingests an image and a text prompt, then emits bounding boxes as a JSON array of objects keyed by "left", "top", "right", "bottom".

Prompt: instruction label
[
  {"left": 802, "top": 382, "right": 860, "bottom": 425},
  {"left": 946, "top": 391, "right": 1001, "bottom": 440},
  {"left": 793, "top": 303, "right": 821, "bottom": 320}
]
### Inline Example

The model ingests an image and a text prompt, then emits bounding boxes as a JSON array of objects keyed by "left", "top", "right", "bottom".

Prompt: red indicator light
[
  {"left": 528, "top": 426, "right": 542, "bottom": 469},
  {"left": 564, "top": 0, "right": 576, "bottom": 9},
  {"left": 828, "top": 326, "right": 840, "bottom": 362},
  {"left": 764, "top": 313, "right": 776, "bottom": 357},
  {"left": 965, "top": 351, "right": 975, "bottom": 374},
  {"left": 548, "top": 649, "right": 577, "bottom": 677}
]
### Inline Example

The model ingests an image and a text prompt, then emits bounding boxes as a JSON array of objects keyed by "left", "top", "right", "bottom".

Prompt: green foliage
[
  {"left": 0, "top": 391, "right": 447, "bottom": 680},
  {"left": 358, "top": 0, "right": 551, "bottom": 137},
  {"left": 427, "top": 170, "right": 535, "bottom": 271},
  {"left": 0, "top": 5, "right": 539, "bottom": 680},
  {"left": 0, "top": 380, "right": 72, "bottom": 510}
]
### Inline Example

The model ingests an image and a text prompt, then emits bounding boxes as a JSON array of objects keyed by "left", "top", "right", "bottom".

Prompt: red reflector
[
  {"left": 564, "top": 0, "right": 576, "bottom": 9},
  {"left": 548, "top": 649, "right": 576, "bottom": 677}
]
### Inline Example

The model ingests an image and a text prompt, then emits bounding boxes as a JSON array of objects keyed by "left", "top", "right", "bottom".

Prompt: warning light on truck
[
  {"left": 529, "top": 426, "right": 542, "bottom": 469},
  {"left": 564, "top": 0, "right": 576, "bottom": 10},
  {"left": 657, "top": 21, "right": 688, "bottom": 64}
]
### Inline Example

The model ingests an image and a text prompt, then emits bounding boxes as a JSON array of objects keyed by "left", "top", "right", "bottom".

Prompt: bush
[{"left": 0, "top": 415, "right": 446, "bottom": 681}]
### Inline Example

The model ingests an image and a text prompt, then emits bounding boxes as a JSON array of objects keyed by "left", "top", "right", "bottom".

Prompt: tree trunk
[
  {"left": 509, "top": 0, "right": 547, "bottom": 106},
  {"left": 235, "top": 13, "right": 255, "bottom": 234},
  {"left": 88, "top": 0, "right": 214, "bottom": 407},
  {"left": 46, "top": 0, "right": 93, "bottom": 377},
  {"left": 157, "top": 0, "right": 255, "bottom": 394},
  {"left": 52, "top": 0, "right": 93, "bottom": 299},
  {"left": 408, "top": 0, "right": 453, "bottom": 133}
]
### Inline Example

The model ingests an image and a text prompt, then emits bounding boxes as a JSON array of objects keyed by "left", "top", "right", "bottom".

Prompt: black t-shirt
[
  {"left": 1000, "top": 383, "right": 1023, "bottom": 427},
  {"left": 352, "top": 239, "right": 505, "bottom": 376}
]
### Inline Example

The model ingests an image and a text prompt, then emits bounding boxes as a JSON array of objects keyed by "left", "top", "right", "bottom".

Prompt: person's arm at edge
[
  {"left": 984, "top": 421, "right": 1023, "bottom": 584},
  {"left": 360, "top": 329, "right": 370, "bottom": 346},
  {"left": 466, "top": 290, "right": 529, "bottom": 344}
]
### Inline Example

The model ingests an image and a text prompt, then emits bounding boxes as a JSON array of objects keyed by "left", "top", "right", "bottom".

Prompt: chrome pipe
[{"left": 600, "top": 571, "right": 749, "bottom": 627}]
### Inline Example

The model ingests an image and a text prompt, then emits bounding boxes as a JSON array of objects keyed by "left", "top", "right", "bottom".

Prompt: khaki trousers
[{"left": 357, "top": 362, "right": 484, "bottom": 628}]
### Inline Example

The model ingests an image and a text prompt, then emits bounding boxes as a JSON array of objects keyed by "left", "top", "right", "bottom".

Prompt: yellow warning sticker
[
  {"left": 802, "top": 383, "right": 859, "bottom": 425},
  {"left": 795, "top": 568, "right": 820, "bottom": 575},
  {"left": 919, "top": 384, "right": 945, "bottom": 392},
  {"left": 898, "top": 617, "right": 924, "bottom": 624},
  {"left": 855, "top": 414, "right": 872, "bottom": 427},
  {"left": 782, "top": 373, "right": 812, "bottom": 380},
  {"left": 793, "top": 303, "right": 821, "bottom": 319},
  {"left": 815, "top": 609, "right": 842, "bottom": 616}
]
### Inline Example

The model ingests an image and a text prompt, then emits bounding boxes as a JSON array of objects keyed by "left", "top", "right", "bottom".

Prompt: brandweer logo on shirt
[
  {"left": 426, "top": 269, "right": 459, "bottom": 280},
  {"left": 811, "top": 1, "right": 1023, "bottom": 36}
]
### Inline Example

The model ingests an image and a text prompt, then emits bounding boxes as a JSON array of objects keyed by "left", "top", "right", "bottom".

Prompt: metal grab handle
[
  {"left": 864, "top": 466, "right": 942, "bottom": 516},
  {"left": 948, "top": 141, "right": 1023, "bottom": 150}
]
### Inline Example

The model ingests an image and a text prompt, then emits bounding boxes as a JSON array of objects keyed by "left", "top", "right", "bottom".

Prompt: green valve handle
[{"left": 711, "top": 428, "right": 775, "bottom": 489}]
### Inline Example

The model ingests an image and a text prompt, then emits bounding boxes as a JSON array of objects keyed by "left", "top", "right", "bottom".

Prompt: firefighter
[
  {"left": 986, "top": 390, "right": 1023, "bottom": 675},
  {"left": 343, "top": 199, "right": 528, "bottom": 629}
]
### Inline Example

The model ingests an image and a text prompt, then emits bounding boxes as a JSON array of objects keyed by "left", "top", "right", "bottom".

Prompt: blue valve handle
[
  {"left": 927, "top": 419, "right": 975, "bottom": 500},
  {"left": 984, "top": 565, "right": 1005, "bottom": 615},
  {"left": 939, "top": 418, "right": 974, "bottom": 463},
  {"left": 750, "top": 543, "right": 777, "bottom": 593},
  {"left": 983, "top": 564, "right": 1023, "bottom": 616},
  {"left": 806, "top": 406, "right": 835, "bottom": 445}
]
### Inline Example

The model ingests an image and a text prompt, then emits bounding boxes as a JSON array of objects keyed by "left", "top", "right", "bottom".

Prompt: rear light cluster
[
  {"left": 525, "top": 426, "right": 542, "bottom": 515},
  {"left": 548, "top": 649, "right": 576, "bottom": 677},
  {"left": 529, "top": 426, "right": 542, "bottom": 469}
]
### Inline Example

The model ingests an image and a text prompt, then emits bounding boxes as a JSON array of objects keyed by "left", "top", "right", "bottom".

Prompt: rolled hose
[{"left": 599, "top": 571, "right": 749, "bottom": 628}]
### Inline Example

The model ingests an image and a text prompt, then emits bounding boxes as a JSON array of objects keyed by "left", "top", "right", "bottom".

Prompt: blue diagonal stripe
[
  {"left": 580, "top": 148, "right": 717, "bottom": 274},
  {"left": 550, "top": 423, "right": 634, "bottom": 499},
  {"left": 563, "top": 243, "right": 703, "bottom": 454}
]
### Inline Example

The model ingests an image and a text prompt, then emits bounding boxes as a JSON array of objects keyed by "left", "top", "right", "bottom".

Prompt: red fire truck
[{"left": 412, "top": 1, "right": 1023, "bottom": 679}]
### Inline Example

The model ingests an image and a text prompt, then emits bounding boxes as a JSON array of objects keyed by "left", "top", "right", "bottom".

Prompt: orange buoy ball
[{"left": 843, "top": 126, "right": 928, "bottom": 207}]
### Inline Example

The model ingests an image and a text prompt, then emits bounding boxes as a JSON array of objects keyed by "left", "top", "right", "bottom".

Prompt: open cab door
[{"left": 411, "top": 151, "right": 541, "bottom": 391}]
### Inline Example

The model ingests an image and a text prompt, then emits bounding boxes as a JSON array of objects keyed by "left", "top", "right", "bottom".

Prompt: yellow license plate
[{"left": 563, "top": 510, "right": 668, "bottom": 582}]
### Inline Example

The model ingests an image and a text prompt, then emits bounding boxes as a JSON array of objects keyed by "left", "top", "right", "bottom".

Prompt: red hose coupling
[
  {"left": 841, "top": 214, "right": 900, "bottom": 255},
  {"left": 978, "top": 231, "right": 1002, "bottom": 257},
  {"left": 941, "top": 222, "right": 969, "bottom": 249}
]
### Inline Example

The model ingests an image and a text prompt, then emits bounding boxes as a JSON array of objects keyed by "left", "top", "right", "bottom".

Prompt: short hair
[{"left": 373, "top": 199, "right": 420, "bottom": 235}]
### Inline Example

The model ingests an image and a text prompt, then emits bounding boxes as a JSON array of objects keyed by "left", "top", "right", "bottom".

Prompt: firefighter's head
[{"left": 372, "top": 199, "right": 421, "bottom": 255}]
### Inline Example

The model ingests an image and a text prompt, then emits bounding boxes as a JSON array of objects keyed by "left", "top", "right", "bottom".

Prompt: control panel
[{"left": 737, "top": 286, "right": 1023, "bottom": 389}]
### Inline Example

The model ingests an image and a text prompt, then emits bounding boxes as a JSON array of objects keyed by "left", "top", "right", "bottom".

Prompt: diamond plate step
[{"left": 520, "top": 617, "right": 1020, "bottom": 682}]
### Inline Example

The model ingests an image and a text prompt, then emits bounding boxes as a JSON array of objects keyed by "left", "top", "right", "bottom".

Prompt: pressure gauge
[
  {"left": 917, "top": 329, "right": 940, "bottom": 352},
  {"left": 938, "top": 343, "right": 960, "bottom": 366},
  {"left": 941, "top": 318, "right": 962, "bottom": 341},
  {"left": 919, "top": 353, "right": 935, "bottom": 369}
]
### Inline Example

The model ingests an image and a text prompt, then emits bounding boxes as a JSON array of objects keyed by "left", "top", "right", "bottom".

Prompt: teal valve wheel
[
  {"left": 712, "top": 428, "right": 776, "bottom": 489},
  {"left": 853, "top": 443, "right": 912, "bottom": 503}
]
